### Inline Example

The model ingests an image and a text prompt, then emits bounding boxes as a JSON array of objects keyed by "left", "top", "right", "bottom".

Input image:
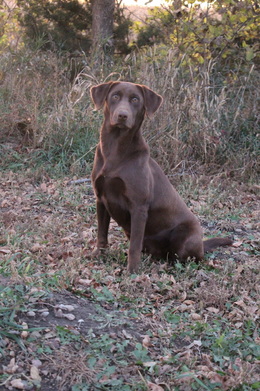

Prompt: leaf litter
[{"left": 0, "top": 171, "right": 259, "bottom": 390}]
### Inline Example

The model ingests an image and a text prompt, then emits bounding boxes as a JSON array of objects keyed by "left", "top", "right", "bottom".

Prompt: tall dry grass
[
  {"left": 0, "top": 48, "right": 99, "bottom": 176},
  {"left": 0, "top": 44, "right": 259, "bottom": 181},
  {"left": 125, "top": 46, "right": 259, "bottom": 180}
]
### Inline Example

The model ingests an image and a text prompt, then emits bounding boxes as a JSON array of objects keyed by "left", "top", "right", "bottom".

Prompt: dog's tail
[{"left": 203, "top": 237, "right": 233, "bottom": 253}]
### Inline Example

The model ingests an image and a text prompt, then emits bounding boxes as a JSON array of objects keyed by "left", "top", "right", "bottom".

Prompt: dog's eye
[
  {"left": 112, "top": 94, "right": 120, "bottom": 101},
  {"left": 131, "top": 97, "right": 139, "bottom": 103}
]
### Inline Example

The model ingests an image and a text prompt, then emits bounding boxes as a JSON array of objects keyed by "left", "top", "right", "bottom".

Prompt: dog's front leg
[
  {"left": 127, "top": 206, "right": 148, "bottom": 274},
  {"left": 92, "top": 200, "right": 111, "bottom": 256}
]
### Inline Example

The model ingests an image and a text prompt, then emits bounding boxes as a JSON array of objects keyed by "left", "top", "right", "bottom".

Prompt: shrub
[
  {"left": 134, "top": 1, "right": 260, "bottom": 69},
  {"left": 17, "top": 0, "right": 132, "bottom": 54}
]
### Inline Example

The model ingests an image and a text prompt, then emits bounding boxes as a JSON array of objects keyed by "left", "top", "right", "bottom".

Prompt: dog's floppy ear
[
  {"left": 141, "top": 85, "right": 163, "bottom": 118},
  {"left": 90, "top": 82, "right": 114, "bottom": 110}
]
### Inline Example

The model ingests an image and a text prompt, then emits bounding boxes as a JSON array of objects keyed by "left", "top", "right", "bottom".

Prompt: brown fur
[{"left": 90, "top": 81, "right": 232, "bottom": 273}]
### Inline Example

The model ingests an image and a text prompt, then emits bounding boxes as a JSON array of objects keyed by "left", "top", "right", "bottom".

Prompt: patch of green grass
[
  {"left": 0, "top": 124, "right": 98, "bottom": 178},
  {"left": 0, "top": 284, "right": 44, "bottom": 351}
]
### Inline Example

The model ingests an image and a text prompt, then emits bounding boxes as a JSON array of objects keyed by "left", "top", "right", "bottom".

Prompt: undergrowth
[{"left": 0, "top": 44, "right": 259, "bottom": 182}]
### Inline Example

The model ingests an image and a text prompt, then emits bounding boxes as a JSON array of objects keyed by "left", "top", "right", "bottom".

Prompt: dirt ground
[{"left": 0, "top": 171, "right": 259, "bottom": 390}]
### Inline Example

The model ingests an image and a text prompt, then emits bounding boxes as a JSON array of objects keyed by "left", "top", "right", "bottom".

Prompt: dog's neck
[{"left": 100, "top": 117, "right": 149, "bottom": 160}]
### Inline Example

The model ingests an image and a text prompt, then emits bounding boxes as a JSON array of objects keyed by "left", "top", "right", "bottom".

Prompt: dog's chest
[{"left": 95, "top": 174, "right": 131, "bottom": 228}]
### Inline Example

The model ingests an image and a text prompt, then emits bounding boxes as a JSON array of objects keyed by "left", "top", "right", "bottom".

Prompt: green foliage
[
  {"left": 135, "top": 0, "right": 260, "bottom": 68},
  {"left": 16, "top": 0, "right": 132, "bottom": 54},
  {"left": 17, "top": 0, "right": 92, "bottom": 52},
  {"left": 0, "top": 2, "right": 20, "bottom": 50}
]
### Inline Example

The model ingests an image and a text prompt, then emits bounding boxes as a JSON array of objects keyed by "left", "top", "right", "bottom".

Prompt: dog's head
[{"left": 90, "top": 81, "right": 163, "bottom": 130}]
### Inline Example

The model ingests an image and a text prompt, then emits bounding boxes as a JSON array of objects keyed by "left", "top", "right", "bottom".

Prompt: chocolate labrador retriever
[{"left": 90, "top": 81, "right": 232, "bottom": 273}]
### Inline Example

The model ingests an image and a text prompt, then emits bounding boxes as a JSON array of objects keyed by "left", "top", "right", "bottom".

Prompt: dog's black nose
[{"left": 118, "top": 112, "right": 128, "bottom": 121}]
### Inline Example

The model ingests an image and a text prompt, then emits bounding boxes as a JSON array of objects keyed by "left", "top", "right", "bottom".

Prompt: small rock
[
  {"left": 55, "top": 309, "right": 64, "bottom": 318},
  {"left": 21, "top": 330, "right": 29, "bottom": 339},
  {"left": 63, "top": 313, "right": 75, "bottom": 321},
  {"left": 41, "top": 311, "right": 50, "bottom": 317},
  {"left": 27, "top": 311, "right": 36, "bottom": 317},
  {"left": 21, "top": 322, "right": 29, "bottom": 339},
  {"left": 56, "top": 304, "right": 75, "bottom": 311}
]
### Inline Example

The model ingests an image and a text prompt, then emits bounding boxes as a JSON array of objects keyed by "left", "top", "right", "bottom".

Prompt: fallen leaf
[
  {"left": 143, "top": 361, "right": 157, "bottom": 367},
  {"left": 234, "top": 300, "right": 246, "bottom": 309},
  {"left": 10, "top": 379, "right": 26, "bottom": 389},
  {"left": 30, "top": 365, "right": 41, "bottom": 381},
  {"left": 0, "top": 247, "right": 11, "bottom": 254},
  {"left": 4, "top": 358, "right": 19, "bottom": 374},
  {"left": 44, "top": 331, "right": 56, "bottom": 339},
  {"left": 183, "top": 300, "right": 195, "bottom": 305},
  {"left": 206, "top": 307, "right": 219, "bottom": 314},
  {"left": 235, "top": 265, "right": 244, "bottom": 278},
  {"left": 180, "top": 291, "right": 187, "bottom": 301},
  {"left": 234, "top": 322, "right": 243, "bottom": 328},
  {"left": 147, "top": 381, "right": 164, "bottom": 391},
  {"left": 30, "top": 243, "right": 42, "bottom": 253},
  {"left": 177, "top": 304, "right": 189, "bottom": 312},
  {"left": 186, "top": 340, "right": 202, "bottom": 349},
  {"left": 232, "top": 240, "right": 243, "bottom": 248},
  {"left": 61, "top": 236, "right": 73, "bottom": 243},
  {"left": 122, "top": 329, "right": 133, "bottom": 339},
  {"left": 191, "top": 313, "right": 202, "bottom": 320},
  {"left": 1, "top": 199, "right": 10, "bottom": 207},
  {"left": 78, "top": 278, "right": 93, "bottom": 286},
  {"left": 142, "top": 335, "right": 151, "bottom": 348}
]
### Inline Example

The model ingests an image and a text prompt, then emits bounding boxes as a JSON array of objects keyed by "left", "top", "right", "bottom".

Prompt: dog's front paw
[
  {"left": 127, "top": 262, "right": 140, "bottom": 274},
  {"left": 91, "top": 246, "right": 107, "bottom": 257}
]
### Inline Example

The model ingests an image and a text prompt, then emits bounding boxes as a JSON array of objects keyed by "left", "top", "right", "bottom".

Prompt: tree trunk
[{"left": 92, "top": 0, "right": 115, "bottom": 65}]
